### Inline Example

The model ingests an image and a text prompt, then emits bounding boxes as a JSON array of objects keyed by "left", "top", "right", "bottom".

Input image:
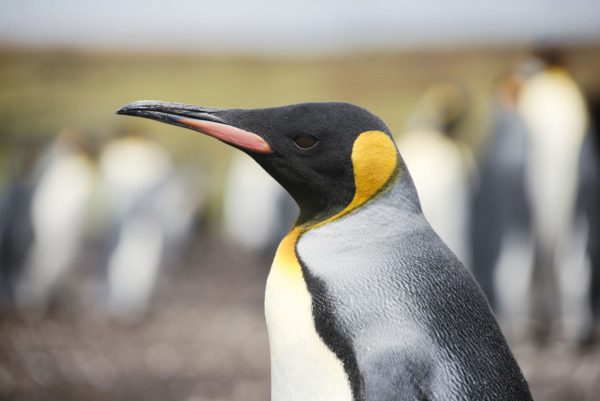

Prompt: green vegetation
[{"left": 1, "top": 45, "right": 599, "bottom": 201}]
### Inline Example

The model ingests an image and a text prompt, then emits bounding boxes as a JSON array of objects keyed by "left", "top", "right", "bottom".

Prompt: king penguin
[{"left": 117, "top": 100, "right": 532, "bottom": 401}]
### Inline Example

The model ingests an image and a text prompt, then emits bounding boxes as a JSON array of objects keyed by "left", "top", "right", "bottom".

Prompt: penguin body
[
  {"left": 99, "top": 134, "right": 201, "bottom": 320},
  {"left": 471, "top": 96, "right": 533, "bottom": 328},
  {"left": 518, "top": 65, "right": 588, "bottom": 341},
  {"left": 117, "top": 101, "right": 532, "bottom": 400},
  {"left": 268, "top": 131, "right": 527, "bottom": 401},
  {"left": 16, "top": 137, "right": 95, "bottom": 313},
  {"left": 297, "top": 183, "right": 525, "bottom": 400}
]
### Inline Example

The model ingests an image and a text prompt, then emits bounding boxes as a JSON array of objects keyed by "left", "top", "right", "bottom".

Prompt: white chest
[{"left": 264, "top": 244, "right": 353, "bottom": 401}]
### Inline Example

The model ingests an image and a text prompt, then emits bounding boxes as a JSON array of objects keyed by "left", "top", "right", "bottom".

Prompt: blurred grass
[{"left": 1, "top": 45, "right": 599, "bottom": 176}]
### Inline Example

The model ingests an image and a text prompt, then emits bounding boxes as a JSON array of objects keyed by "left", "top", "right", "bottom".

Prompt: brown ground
[{"left": 0, "top": 234, "right": 599, "bottom": 401}]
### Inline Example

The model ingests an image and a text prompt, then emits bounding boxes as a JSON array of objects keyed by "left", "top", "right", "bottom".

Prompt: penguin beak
[{"left": 116, "top": 100, "right": 273, "bottom": 154}]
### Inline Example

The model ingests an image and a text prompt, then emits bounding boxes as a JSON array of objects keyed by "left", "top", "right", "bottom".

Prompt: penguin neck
[
  {"left": 298, "top": 165, "right": 420, "bottom": 231},
  {"left": 294, "top": 188, "right": 355, "bottom": 227}
]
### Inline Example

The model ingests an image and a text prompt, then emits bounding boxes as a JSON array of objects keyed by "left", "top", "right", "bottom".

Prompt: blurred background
[{"left": 1, "top": 1, "right": 600, "bottom": 400}]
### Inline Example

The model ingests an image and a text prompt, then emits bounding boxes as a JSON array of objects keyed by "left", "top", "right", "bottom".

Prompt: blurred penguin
[
  {"left": 0, "top": 139, "right": 41, "bottom": 303},
  {"left": 517, "top": 49, "right": 589, "bottom": 343},
  {"left": 221, "top": 152, "right": 297, "bottom": 259},
  {"left": 471, "top": 72, "right": 534, "bottom": 335},
  {"left": 397, "top": 81, "right": 472, "bottom": 266},
  {"left": 15, "top": 131, "right": 96, "bottom": 316},
  {"left": 99, "top": 132, "right": 202, "bottom": 321},
  {"left": 574, "top": 93, "right": 600, "bottom": 345}
]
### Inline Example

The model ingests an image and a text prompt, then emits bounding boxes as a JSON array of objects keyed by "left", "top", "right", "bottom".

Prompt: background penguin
[
  {"left": 470, "top": 72, "right": 534, "bottom": 334},
  {"left": 0, "top": 139, "right": 40, "bottom": 304},
  {"left": 15, "top": 131, "right": 96, "bottom": 315},
  {"left": 576, "top": 92, "right": 600, "bottom": 345},
  {"left": 517, "top": 50, "right": 589, "bottom": 343},
  {"left": 398, "top": 81, "right": 473, "bottom": 266},
  {"left": 221, "top": 152, "right": 297, "bottom": 258},
  {"left": 98, "top": 132, "right": 202, "bottom": 321},
  {"left": 117, "top": 100, "right": 532, "bottom": 401}
]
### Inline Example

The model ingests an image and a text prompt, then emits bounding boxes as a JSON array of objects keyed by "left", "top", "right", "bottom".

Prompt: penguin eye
[{"left": 293, "top": 134, "right": 319, "bottom": 149}]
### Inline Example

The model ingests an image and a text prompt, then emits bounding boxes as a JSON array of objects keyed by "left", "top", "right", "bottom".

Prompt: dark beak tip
[{"left": 115, "top": 100, "right": 155, "bottom": 116}]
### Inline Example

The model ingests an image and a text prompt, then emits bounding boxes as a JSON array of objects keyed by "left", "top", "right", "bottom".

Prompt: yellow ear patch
[{"left": 346, "top": 130, "right": 398, "bottom": 211}]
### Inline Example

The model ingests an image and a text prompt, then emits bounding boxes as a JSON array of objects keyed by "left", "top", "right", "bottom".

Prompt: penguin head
[{"left": 117, "top": 101, "right": 402, "bottom": 224}]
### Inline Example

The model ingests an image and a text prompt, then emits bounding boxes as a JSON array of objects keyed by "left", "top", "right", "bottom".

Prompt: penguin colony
[{"left": 117, "top": 101, "right": 532, "bottom": 401}]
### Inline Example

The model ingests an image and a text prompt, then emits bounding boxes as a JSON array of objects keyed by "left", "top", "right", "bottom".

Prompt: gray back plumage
[{"left": 297, "top": 171, "right": 532, "bottom": 401}]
